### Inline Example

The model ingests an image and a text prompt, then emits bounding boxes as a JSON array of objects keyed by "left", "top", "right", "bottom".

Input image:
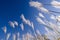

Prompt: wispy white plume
[
  {"left": 29, "top": 1, "right": 49, "bottom": 12},
  {"left": 40, "top": 7, "right": 49, "bottom": 13},
  {"left": 20, "top": 23, "right": 24, "bottom": 31},
  {"left": 31, "top": 22, "right": 34, "bottom": 30},
  {"left": 36, "top": 17, "right": 46, "bottom": 25},
  {"left": 45, "top": 31, "right": 57, "bottom": 40},
  {"left": 47, "top": 21, "right": 60, "bottom": 34},
  {"left": 36, "top": 29, "right": 44, "bottom": 40},
  {"left": 14, "top": 21, "right": 18, "bottom": 26},
  {"left": 27, "top": 32, "right": 34, "bottom": 38},
  {"left": 20, "top": 14, "right": 34, "bottom": 30},
  {"left": 17, "top": 32, "right": 20, "bottom": 40},
  {"left": 26, "top": 20, "right": 32, "bottom": 26},
  {"left": 50, "top": 15, "right": 56, "bottom": 20},
  {"left": 36, "top": 16, "right": 60, "bottom": 34},
  {"left": 56, "top": 16, "right": 60, "bottom": 22},
  {"left": 36, "top": 29, "right": 41, "bottom": 35},
  {"left": 39, "top": 13, "right": 45, "bottom": 18},
  {"left": 9, "top": 21, "right": 15, "bottom": 28},
  {"left": 22, "top": 33, "right": 32, "bottom": 40},
  {"left": 51, "top": 0, "right": 60, "bottom": 8},
  {"left": 25, "top": 32, "right": 34, "bottom": 40},
  {"left": 17, "top": 32, "right": 20, "bottom": 37},
  {"left": 6, "top": 33, "right": 11, "bottom": 40},
  {"left": 22, "top": 34, "right": 25, "bottom": 40},
  {"left": 13, "top": 34, "right": 16, "bottom": 40},
  {"left": 2, "top": 26, "right": 7, "bottom": 34},
  {"left": 45, "top": 27, "right": 50, "bottom": 33},
  {"left": 29, "top": 1, "right": 42, "bottom": 8},
  {"left": 20, "top": 14, "right": 27, "bottom": 23}
]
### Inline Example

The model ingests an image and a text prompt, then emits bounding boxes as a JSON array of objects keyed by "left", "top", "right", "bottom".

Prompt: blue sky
[
  {"left": 0, "top": 0, "right": 36, "bottom": 39},
  {"left": 0, "top": 0, "right": 60, "bottom": 40}
]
